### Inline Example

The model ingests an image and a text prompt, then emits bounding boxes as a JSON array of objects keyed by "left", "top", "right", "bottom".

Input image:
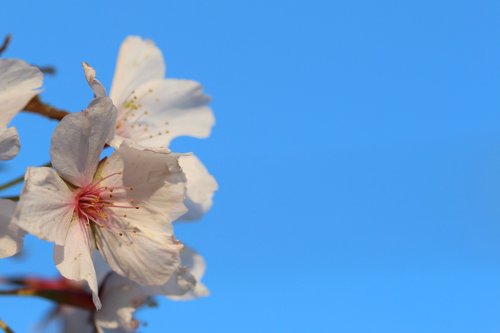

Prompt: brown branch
[
  {"left": 23, "top": 96, "right": 69, "bottom": 121},
  {"left": 0, "top": 319, "right": 14, "bottom": 333},
  {"left": 0, "top": 287, "right": 94, "bottom": 311},
  {"left": 37, "top": 66, "right": 56, "bottom": 75},
  {"left": 0, "top": 34, "right": 11, "bottom": 56}
]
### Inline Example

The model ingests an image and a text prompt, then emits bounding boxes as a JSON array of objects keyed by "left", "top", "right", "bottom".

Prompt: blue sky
[{"left": 1, "top": 0, "right": 500, "bottom": 332}]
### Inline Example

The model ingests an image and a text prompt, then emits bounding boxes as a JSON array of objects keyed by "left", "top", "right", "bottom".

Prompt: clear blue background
[{"left": 1, "top": 0, "right": 500, "bottom": 332}]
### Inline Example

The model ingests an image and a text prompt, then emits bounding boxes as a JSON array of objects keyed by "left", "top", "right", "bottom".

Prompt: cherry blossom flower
[
  {"left": 86, "top": 38, "right": 218, "bottom": 220},
  {"left": 0, "top": 199, "right": 23, "bottom": 258},
  {"left": 0, "top": 59, "right": 41, "bottom": 258},
  {"left": 14, "top": 92, "right": 188, "bottom": 308},
  {"left": 37, "top": 246, "right": 207, "bottom": 332},
  {"left": 108, "top": 36, "right": 215, "bottom": 149},
  {"left": 0, "top": 59, "right": 43, "bottom": 160},
  {"left": 91, "top": 246, "right": 207, "bottom": 332}
]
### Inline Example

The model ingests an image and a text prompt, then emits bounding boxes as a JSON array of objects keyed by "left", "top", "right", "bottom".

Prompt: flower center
[
  {"left": 73, "top": 173, "right": 138, "bottom": 233},
  {"left": 75, "top": 185, "right": 111, "bottom": 227},
  {"left": 115, "top": 91, "right": 171, "bottom": 141}
]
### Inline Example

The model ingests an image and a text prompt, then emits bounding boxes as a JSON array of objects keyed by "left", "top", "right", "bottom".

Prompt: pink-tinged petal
[
  {"left": 50, "top": 97, "right": 117, "bottom": 187},
  {"left": 178, "top": 154, "right": 218, "bottom": 221},
  {"left": 0, "top": 199, "right": 23, "bottom": 258},
  {"left": 111, "top": 79, "right": 214, "bottom": 148},
  {"left": 0, "top": 59, "right": 43, "bottom": 126},
  {"left": 104, "top": 143, "right": 187, "bottom": 222},
  {"left": 96, "top": 224, "right": 182, "bottom": 287},
  {"left": 92, "top": 144, "right": 187, "bottom": 286},
  {"left": 0, "top": 127, "right": 19, "bottom": 160},
  {"left": 166, "top": 246, "right": 209, "bottom": 300},
  {"left": 110, "top": 36, "right": 165, "bottom": 107},
  {"left": 14, "top": 167, "right": 74, "bottom": 245},
  {"left": 54, "top": 220, "right": 101, "bottom": 309},
  {"left": 82, "top": 62, "right": 106, "bottom": 98}
]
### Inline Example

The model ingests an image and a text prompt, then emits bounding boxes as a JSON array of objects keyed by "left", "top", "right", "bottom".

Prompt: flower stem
[
  {"left": 0, "top": 288, "right": 94, "bottom": 310},
  {"left": 0, "top": 176, "right": 23, "bottom": 192},
  {"left": 37, "top": 66, "right": 56, "bottom": 75},
  {"left": 23, "top": 96, "right": 69, "bottom": 121},
  {"left": 0, "top": 319, "right": 14, "bottom": 333},
  {"left": 0, "top": 290, "right": 29, "bottom": 296},
  {"left": 0, "top": 162, "right": 51, "bottom": 192},
  {"left": 0, "top": 34, "right": 11, "bottom": 56},
  {"left": 0, "top": 196, "right": 19, "bottom": 202}
]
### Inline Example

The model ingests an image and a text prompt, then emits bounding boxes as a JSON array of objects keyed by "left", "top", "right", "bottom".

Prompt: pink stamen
[{"left": 73, "top": 173, "right": 139, "bottom": 238}]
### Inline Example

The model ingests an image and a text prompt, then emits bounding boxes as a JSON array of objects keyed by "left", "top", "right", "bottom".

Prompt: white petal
[
  {"left": 158, "top": 265, "right": 197, "bottom": 297},
  {"left": 0, "top": 127, "right": 20, "bottom": 160},
  {"left": 0, "top": 199, "right": 23, "bottom": 258},
  {"left": 93, "top": 144, "right": 187, "bottom": 286},
  {"left": 14, "top": 167, "right": 74, "bottom": 245},
  {"left": 111, "top": 79, "right": 214, "bottom": 148},
  {"left": 166, "top": 246, "right": 209, "bottom": 300},
  {"left": 178, "top": 155, "right": 218, "bottom": 221},
  {"left": 110, "top": 36, "right": 165, "bottom": 107},
  {"left": 50, "top": 97, "right": 117, "bottom": 187},
  {"left": 82, "top": 62, "right": 107, "bottom": 98},
  {"left": 54, "top": 220, "right": 101, "bottom": 309},
  {"left": 0, "top": 59, "right": 43, "bottom": 126},
  {"left": 107, "top": 143, "right": 187, "bottom": 223},
  {"left": 96, "top": 226, "right": 182, "bottom": 287},
  {"left": 95, "top": 274, "right": 150, "bottom": 331}
]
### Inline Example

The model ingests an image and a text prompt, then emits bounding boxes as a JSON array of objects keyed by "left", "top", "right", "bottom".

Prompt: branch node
[
  {"left": 23, "top": 96, "right": 69, "bottom": 121},
  {"left": 0, "top": 34, "right": 12, "bottom": 56}
]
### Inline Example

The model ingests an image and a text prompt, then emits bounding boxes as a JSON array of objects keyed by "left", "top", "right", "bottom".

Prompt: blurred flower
[
  {"left": 166, "top": 246, "right": 209, "bottom": 301},
  {"left": 0, "top": 59, "right": 43, "bottom": 159},
  {"left": 0, "top": 59, "right": 41, "bottom": 257},
  {"left": 14, "top": 91, "right": 187, "bottom": 308},
  {"left": 35, "top": 246, "right": 207, "bottom": 332}
]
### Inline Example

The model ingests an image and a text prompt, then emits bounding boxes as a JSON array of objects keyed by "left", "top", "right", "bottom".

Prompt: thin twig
[
  {"left": 0, "top": 288, "right": 94, "bottom": 310},
  {"left": 0, "top": 34, "right": 12, "bottom": 56},
  {"left": 0, "top": 161, "right": 51, "bottom": 192},
  {"left": 0, "top": 290, "right": 23, "bottom": 296},
  {"left": 0, "top": 175, "right": 24, "bottom": 192},
  {"left": 23, "top": 96, "right": 69, "bottom": 121},
  {"left": 0, "top": 319, "right": 14, "bottom": 333},
  {"left": 37, "top": 66, "right": 56, "bottom": 75},
  {"left": 0, "top": 196, "right": 19, "bottom": 201}
]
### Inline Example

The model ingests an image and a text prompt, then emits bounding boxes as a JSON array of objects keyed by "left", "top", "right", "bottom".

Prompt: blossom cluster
[{"left": 0, "top": 36, "right": 217, "bottom": 332}]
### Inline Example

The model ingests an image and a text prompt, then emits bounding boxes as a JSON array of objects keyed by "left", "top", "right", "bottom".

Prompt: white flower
[
  {"left": 93, "top": 273, "right": 160, "bottom": 333},
  {"left": 14, "top": 94, "right": 187, "bottom": 308},
  {"left": 0, "top": 59, "right": 41, "bottom": 257},
  {"left": 86, "top": 37, "right": 218, "bottom": 220},
  {"left": 0, "top": 199, "right": 23, "bottom": 258},
  {"left": 44, "top": 247, "right": 207, "bottom": 332},
  {"left": 95, "top": 248, "right": 207, "bottom": 332},
  {"left": 108, "top": 36, "right": 215, "bottom": 149},
  {"left": 0, "top": 59, "right": 43, "bottom": 160},
  {"left": 92, "top": 245, "right": 207, "bottom": 333}
]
